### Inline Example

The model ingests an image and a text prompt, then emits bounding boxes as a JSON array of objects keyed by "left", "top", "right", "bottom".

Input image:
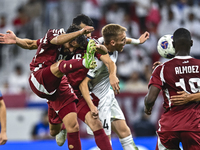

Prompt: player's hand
[
  {"left": 109, "top": 75, "right": 120, "bottom": 95},
  {"left": 0, "top": 30, "right": 17, "bottom": 44},
  {"left": 144, "top": 106, "right": 152, "bottom": 115},
  {"left": 152, "top": 61, "right": 161, "bottom": 70},
  {"left": 96, "top": 44, "right": 108, "bottom": 55},
  {"left": 81, "top": 26, "right": 94, "bottom": 35},
  {"left": 90, "top": 105, "right": 99, "bottom": 119},
  {"left": 170, "top": 91, "right": 191, "bottom": 105},
  {"left": 139, "top": 31, "right": 150, "bottom": 44},
  {"left": 0, "top": 132, "right": 7, "bottom": 145}
]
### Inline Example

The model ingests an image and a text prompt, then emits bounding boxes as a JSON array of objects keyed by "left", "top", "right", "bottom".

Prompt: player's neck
[{"left": 105, "top": 44, "right": 114, "bottom": 53}]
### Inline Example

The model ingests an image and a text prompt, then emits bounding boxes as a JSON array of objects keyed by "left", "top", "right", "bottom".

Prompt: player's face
[
  {"left": 79, "top": 22, "right": 92, "bottom": 38},
  {"left": 113, "top": 31, "right": 126, "bottom": 52},
  {"left": 63, "top": 41, "right": 79, "bottom": 53}
]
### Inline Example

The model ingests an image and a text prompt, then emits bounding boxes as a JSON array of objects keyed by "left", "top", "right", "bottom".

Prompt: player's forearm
[
  {"left": 126, "top": 37, "right": 140, "bottom": 44},
  {"left": 79, "top": 81, "right": 95, "bottom": 109},
  {"left": 51, "top": 30, "right": 82, "bottom": 45},
  {"left": 189, "top": 93, "right": 200, "bottom": 102},
  {"left": 96, "top": 44, "right": 108, "bottom": 55},
  {"left": 0, "top": 100, "right": 7, "bottom": 133},
  {"left": 107, "top": 60, "right": 117, "bottom": 77},
  {"left": 16, "top": 37, "right": 37, "bottom": 50}
]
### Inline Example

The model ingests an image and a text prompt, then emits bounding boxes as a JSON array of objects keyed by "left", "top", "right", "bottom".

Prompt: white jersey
[{"left": 87, "top": 37, "right": 118, "bottom": 101}]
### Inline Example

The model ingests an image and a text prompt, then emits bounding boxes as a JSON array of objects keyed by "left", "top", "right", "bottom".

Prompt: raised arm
[
  {"left": 0, "top": 30, "right": 38, "bottom": 50},
  {"left": 50, "top": 26, "right": 94, "bottom": 45},
  {"left": 100, "top": 54, "right": 120, "bottom": 94},
  {"left": 0, "top": 100, "right": 7, "bottom": 145},
  {"left": 126, "top": 31, "right": 150, "bottom": 44},
  {"left": 79, "top": 77, "right": 98, "bottom": 119}
]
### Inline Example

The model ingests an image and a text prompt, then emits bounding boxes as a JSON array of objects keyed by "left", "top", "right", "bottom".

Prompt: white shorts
[{"left": 87, "top": 89, "right": 125, "bottom": 135}]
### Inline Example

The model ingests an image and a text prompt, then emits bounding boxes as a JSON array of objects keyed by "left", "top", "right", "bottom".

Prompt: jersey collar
[{"left": 174, "top": 56, "right": 193, "bottom": 59}]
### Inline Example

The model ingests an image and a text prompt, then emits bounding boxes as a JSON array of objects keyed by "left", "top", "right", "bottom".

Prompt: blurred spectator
[
  {"left": 184, "top": 12, "right": 200, "bottom": 59},
  {"left": 160, "top": 0, "right": 181, "bottom": 23},
  {"left": 117, "top": 52, "right": 133, "bottom": 82},
  {"left": 0, "top": 14, "right": 14, "bottom": 67},
  {"left": 105, "top": 3, "right": 125, "bottom": 25},
  {"left": 123, "top": 71, "right": 148, "bottom": 93},
  {"left": 121, "top": 13, "right": 140, "bottom": 38},
  {"left": 12, "top": 6, "right": 29, "bottom": 32},
  {"left": 146, "top": 0, "right": 161, "bottom": 28},
  {"left": 23, "top": 0, "right": 43, "bottom": 20},
  {"left": 81, "top": 0, "right": 102, "bottom": 36},
  {"left": 133, "top": 0, "right": 151, "bottom": 32},
  {"left": 133, "top": 109, "right": 156, "bottom": 137},
  {"left": 157, "top": 9, "right": 180, "bottom": 37},
  {"left": 8, "top": 64, "right": 29, "bottom": 94},
  {"left": 44, "top": 0, "right": 61, "bottom": 30},
  {"left": 0, "top": 14, "right": 14, "bottom": 34},
  {"left": 31, "top": 110, "right": 53, "bottom": 140}
]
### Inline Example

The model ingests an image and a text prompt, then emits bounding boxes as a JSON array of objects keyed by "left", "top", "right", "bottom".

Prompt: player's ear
[
  {"left": 191, "top": 40, "right": 193, "bottom": 47},
  {"left": 110, "top": 40, "right": 115, "bottom": 46}
]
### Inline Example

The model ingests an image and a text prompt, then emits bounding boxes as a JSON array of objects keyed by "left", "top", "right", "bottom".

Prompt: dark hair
[
  {"left": 72, "top": 14, "right": 93, "bottom": 27},
  {"left": 173, "top": 28, "right": 191, "bottom": 42},
  {"left": 66, "top": 24, "right": 87, "bottom": 48}
]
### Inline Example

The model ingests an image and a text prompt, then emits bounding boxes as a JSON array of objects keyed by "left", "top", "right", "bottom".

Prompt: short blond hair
[{"left": 101, "top": 24, "right": 127, "bottom": 45}]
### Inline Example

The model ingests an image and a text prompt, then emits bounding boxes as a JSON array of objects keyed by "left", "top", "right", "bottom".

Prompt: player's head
[
  {"left": 173, "top": 28, "right": 193, "bottom": 55},
  {"left": 72, "top": 14, "right": 93, "bottom": 38},
  {"left": 63, "top": 24, "right": 87, "bottom": 53},
  {"left": 102, "top": 24, "right": 127, "bottom": 52}
]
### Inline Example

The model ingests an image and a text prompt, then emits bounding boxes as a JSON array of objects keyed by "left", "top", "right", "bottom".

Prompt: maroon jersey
[
  {"left": 66, "top": 37, "right": 102, "bottom": 97},
  {"left": 66, "top": 48, "right": 101, "bottom": 97},
  {"left": 149, "top": 56, "right": 200, "bottom": 131},
  {"left": 30, "top": 28, "right": 65, "bottom": 72}
]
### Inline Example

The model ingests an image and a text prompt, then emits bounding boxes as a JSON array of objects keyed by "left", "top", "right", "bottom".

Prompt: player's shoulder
[
  {"left": 47, "top": 28, "right": 65, "bottom": 35},
  {"left": 89, "top": 36, "right": 104, "bottom": 44}
]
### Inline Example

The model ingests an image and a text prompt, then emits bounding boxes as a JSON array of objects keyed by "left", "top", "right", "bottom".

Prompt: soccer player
[
  {"left": 0, "top": 15, "right": 114, "bottom": 150},
  {"left": 0, "top": 91, "right": 7, "bottom": 145},
  {"left": 144, "top": 28, "right": 200, "bottom": 150},
  {"left": 79, "top": 24, "right": 149, "bottom": 150},
  {"left": 0, "top": 24, "right": 100, "bottom": 150}
]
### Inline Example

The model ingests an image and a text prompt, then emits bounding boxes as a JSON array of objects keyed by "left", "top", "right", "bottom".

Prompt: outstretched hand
[
  {"left": 0, "top": 30, "right": 17, "bottom": 44},
  {"left": 81, "top": 26, "right": 94, "bottom": 35},
  {"left": 139, "top": 31, "right": 150, "bottom": 44},
  {"left": 170, "top": 91, "right": 191, "bottom": 105}
]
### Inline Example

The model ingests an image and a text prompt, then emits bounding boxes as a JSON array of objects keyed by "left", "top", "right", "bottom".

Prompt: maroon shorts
[
  {"left": 77, "top": 93, "right": 99, "bottom": 122},
  {"left": 48, "top": 101, "right": 77, "bottom": 125},
  {"left": 29, "top": 66, "right": 78, "bottom": 110},
  {"left": 156, "top": 131, "right": 200, "bottom": 150}
]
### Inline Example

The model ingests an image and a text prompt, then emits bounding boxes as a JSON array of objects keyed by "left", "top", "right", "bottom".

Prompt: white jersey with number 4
[{"left": 87, "top": 37, "right": 125, "bottom": 135}]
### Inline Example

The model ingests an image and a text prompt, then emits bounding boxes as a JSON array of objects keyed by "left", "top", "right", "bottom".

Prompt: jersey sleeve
[
  {"left": 87, "top": 58, "right": 103, "bottom": 79},
  {"left": 47, "top": 28, "right": 65, "bottom": 43},
  {"left": 0, "top": 91, "right": 3, "bottom": 100},
  {"left": 36, "top": 38, "right": 42, "bottom": 46},
  {"left": 148, "top": 65, "right": 163, "bottom": 90}
]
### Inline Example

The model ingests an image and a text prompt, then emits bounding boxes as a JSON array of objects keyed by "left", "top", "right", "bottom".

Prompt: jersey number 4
[{"left": 103, "top": 119, "right": 109, "bottom": 130}]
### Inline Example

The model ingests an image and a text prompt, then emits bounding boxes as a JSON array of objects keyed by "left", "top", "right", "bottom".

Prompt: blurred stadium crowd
[{"left": 0, "top": 0, "right": 200, "bottom": 140}]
